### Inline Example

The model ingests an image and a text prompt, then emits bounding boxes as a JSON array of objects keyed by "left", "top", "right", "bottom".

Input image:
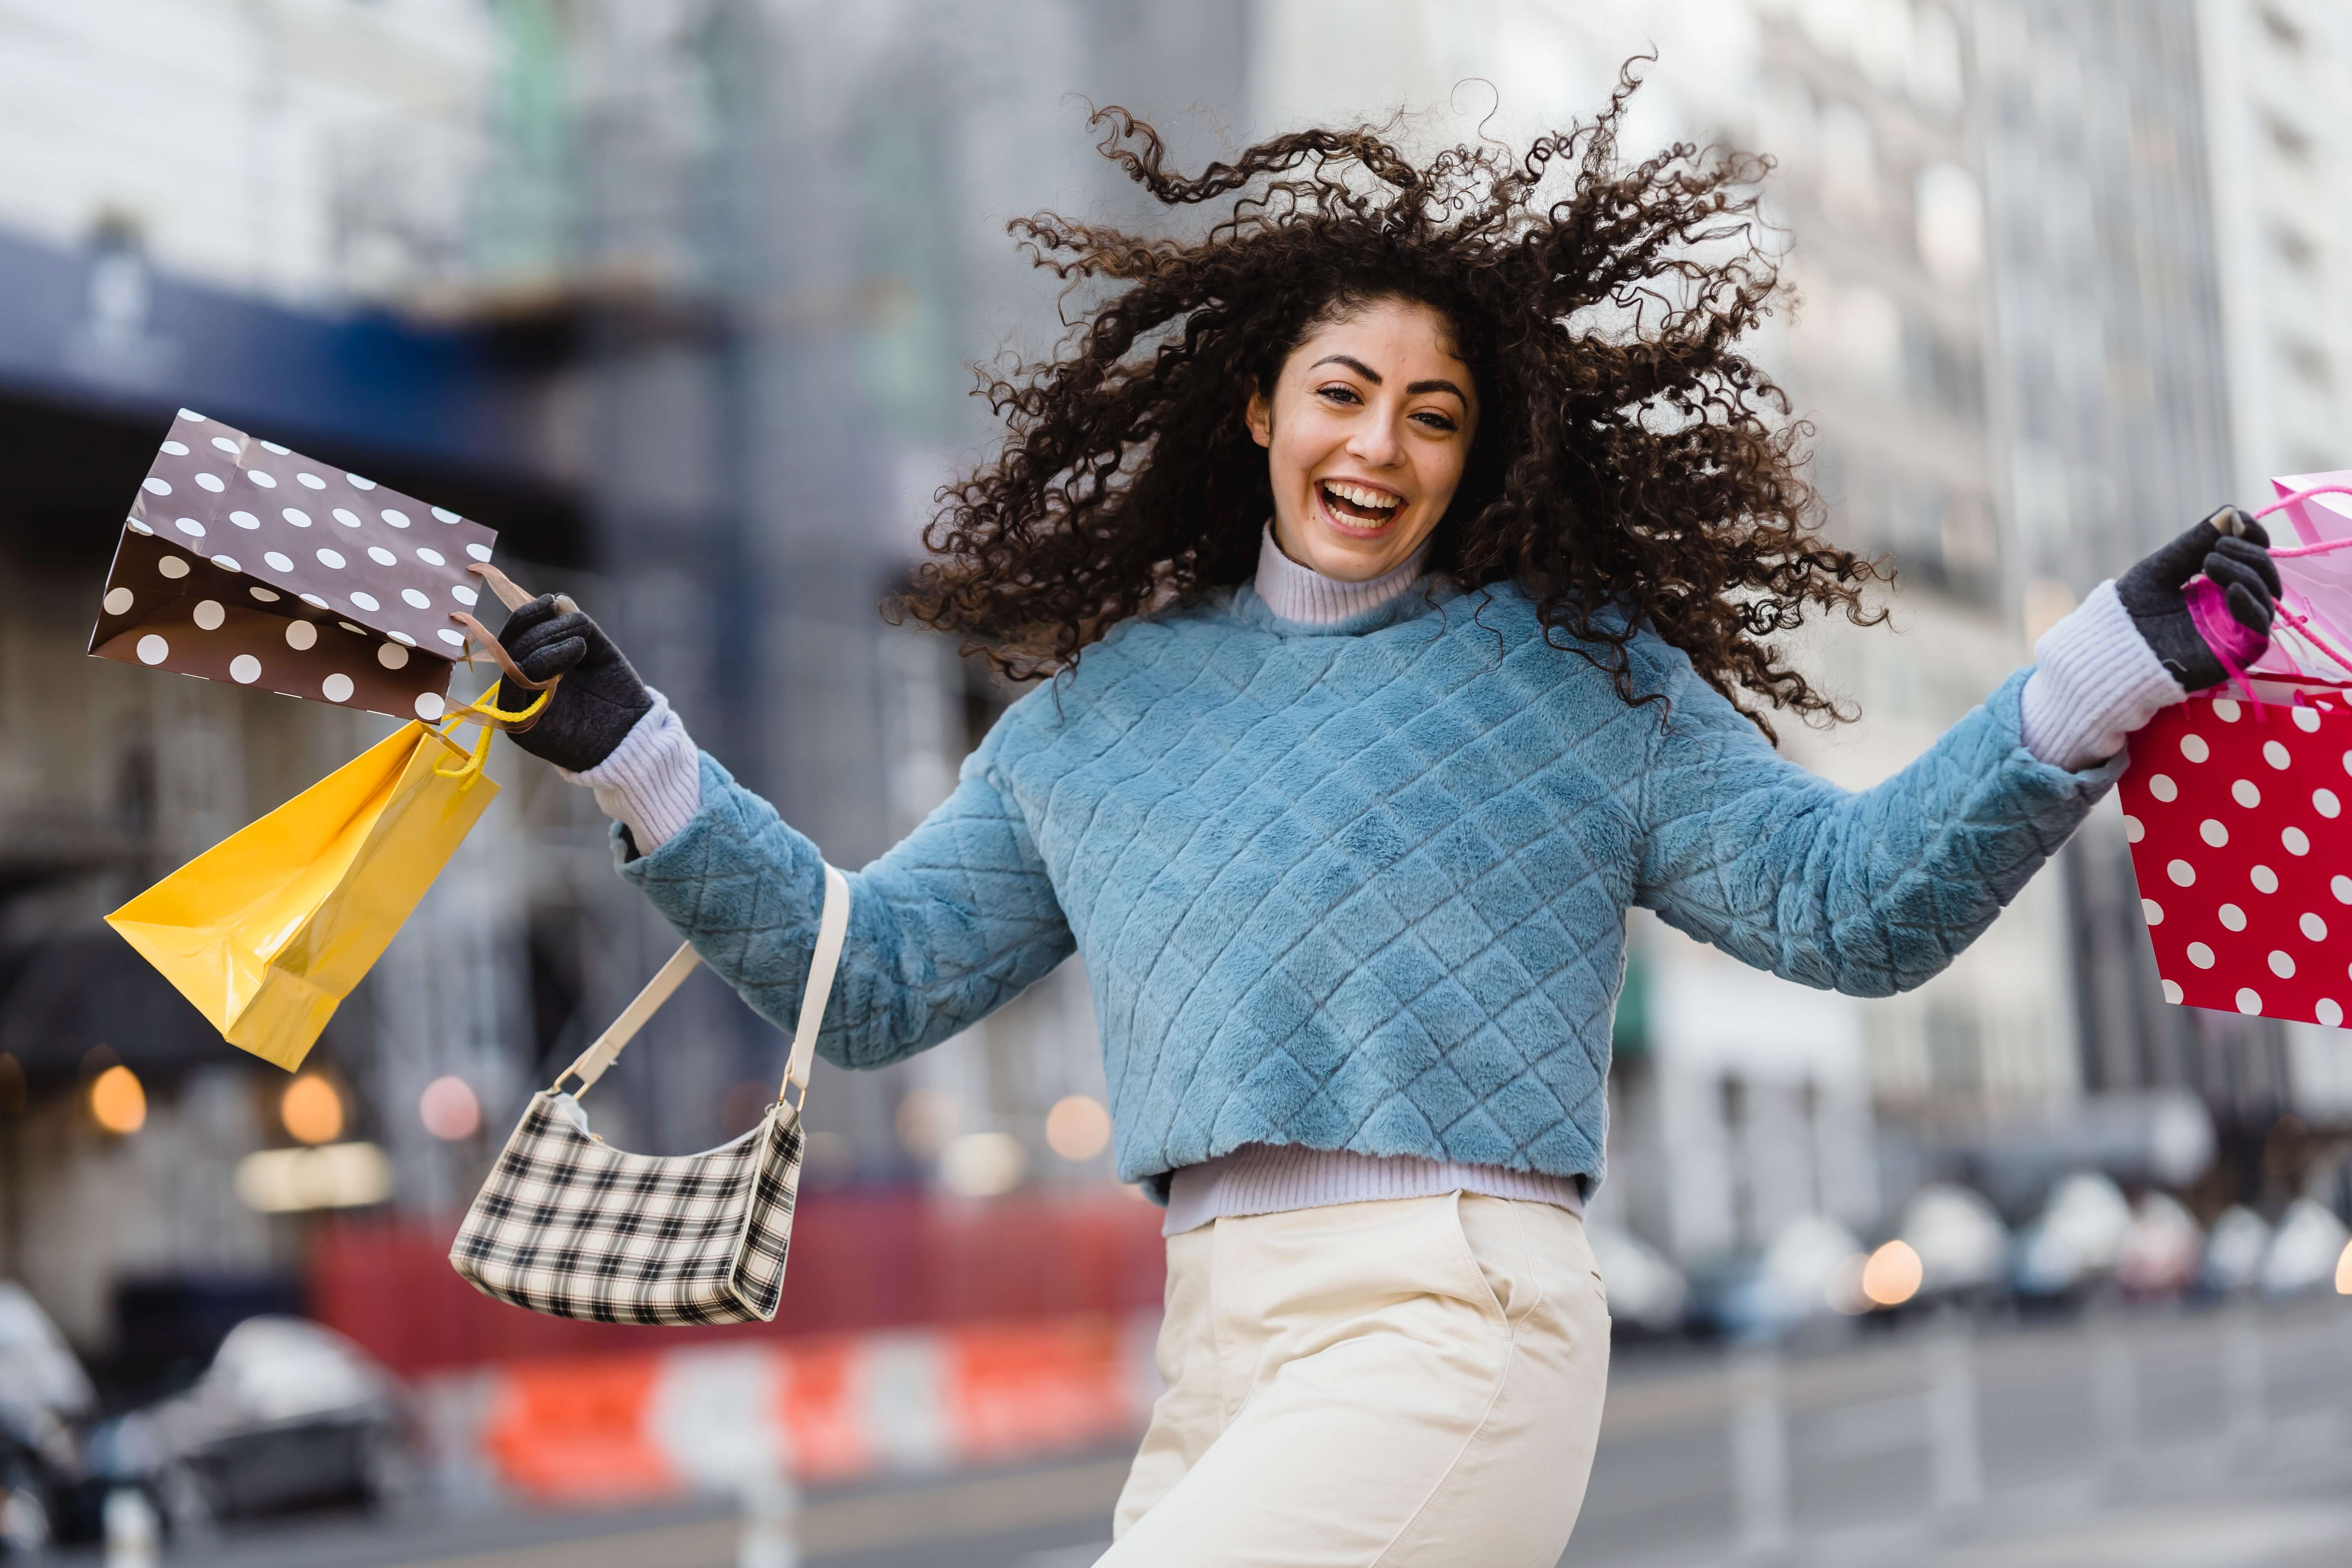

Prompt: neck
[{"left": 1253, "top": 524, "right": 1431, "bottom": 624}]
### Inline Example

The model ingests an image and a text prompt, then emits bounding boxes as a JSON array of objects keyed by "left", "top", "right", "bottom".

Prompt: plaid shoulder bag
[{"left": 448, "top": 864, "right": 850, "bottom": 1325}]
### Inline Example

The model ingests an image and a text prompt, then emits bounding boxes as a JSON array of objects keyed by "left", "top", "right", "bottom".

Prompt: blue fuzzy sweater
[{"left": 621, "top": 580, "right": 2120, "bottom": 1194}]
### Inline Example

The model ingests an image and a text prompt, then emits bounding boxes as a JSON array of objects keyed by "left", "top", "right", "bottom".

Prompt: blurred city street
[{"left": 34, "top": 1301, "right": 2352, "bottom": 1566}]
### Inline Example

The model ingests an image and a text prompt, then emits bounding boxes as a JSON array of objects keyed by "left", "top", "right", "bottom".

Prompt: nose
[{"left": 1347, "top": 413, "right": 1404, "bottom": 468}]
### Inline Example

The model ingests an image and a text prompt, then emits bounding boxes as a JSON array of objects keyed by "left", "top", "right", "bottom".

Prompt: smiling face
[{"left": 1246, "top": 295, "right": 1479, "bottom": 583}]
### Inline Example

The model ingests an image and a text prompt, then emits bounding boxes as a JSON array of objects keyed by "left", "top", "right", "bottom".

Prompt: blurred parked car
[
  {"left": 1896, "top": 1183, "right": 2009, "bottom": 1298},
  {"left": 1586, "top": 1222, "right": 1690, "bottom": 1336},
  {"left": 2115, "top": 1192, "right": 2204, "bottom": 1298},
  {"left": 2200, "top": 1205, "right": 2271, "bottom": 1294},
  {"left": 0, "top": 1284, "right": 96, "bottom": 1557},
  {"left": 71, "top": 1317, "right": 416, "bottom": 1540},
  {"left": 2259, "top": 1198, "right": 2350, "bottom": 1297},
  {"left": 2012, "top": 1172, "right": 2134, "bottom": 1299},
  {"left": 1696, "top": 1214, "right": 1867, "bottom": 1341}
]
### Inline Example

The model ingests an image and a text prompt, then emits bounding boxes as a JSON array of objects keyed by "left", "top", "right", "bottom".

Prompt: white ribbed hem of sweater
[
  {"left": 2018, "top": 581, "right": 2185, "bottom": 771},
  {"left": 1162, "top": 1144, "right": 1586, "bottom": 1236},
  {"left": 1253, "top": 522, "right": 1430, "bottom": 624},
  {"left": 562, "top": 689, "right": 702, "bottom": 852}
]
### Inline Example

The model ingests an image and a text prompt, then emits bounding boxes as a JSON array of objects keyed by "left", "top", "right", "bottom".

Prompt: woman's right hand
[
  {"left": 495, "top": 595, "right": 655, "bottom": 772},
  {"left": 2116, "top": 506, "right": 2281, "bottom": 690}
]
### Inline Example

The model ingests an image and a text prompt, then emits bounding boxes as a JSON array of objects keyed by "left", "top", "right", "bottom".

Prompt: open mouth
[{"left": 1317, "top": 479, "right": 1403, "bottom": 530}]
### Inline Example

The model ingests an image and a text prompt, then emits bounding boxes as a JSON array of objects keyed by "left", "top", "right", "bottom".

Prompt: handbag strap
[
  {"left": 780, "top": 864, "right": 852, "bottom": 1114},
  {"left": 554, "top": 864, "right": 851, "bottom": 1103}
]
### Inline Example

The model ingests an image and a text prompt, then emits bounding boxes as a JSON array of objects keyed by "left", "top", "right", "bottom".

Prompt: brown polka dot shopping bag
[
  {"left": 93, "top": 415, "right": 551, "bottom": 1071},
  {"left": 87, "top": 408, "right": 498, "bottom": 720},
  {"left": 2120, "top": 475, "right": 2352, "bottom": 1028}
]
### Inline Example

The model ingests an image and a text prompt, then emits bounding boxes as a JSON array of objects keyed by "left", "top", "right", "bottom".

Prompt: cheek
[
  {"left": 1270, "top": 410, "right": 1337, "bottom": 484},
  {"left": 1418, "top": 439, "right": 1470, "bottom": 500}
]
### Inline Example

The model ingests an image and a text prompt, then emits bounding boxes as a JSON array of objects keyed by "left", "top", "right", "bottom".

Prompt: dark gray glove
[
  {"left": 494, "top": 595, "right": 653, "bottom": 773},
  {"left": 2116, "top": 506, "right": 2281, "bottom": 691}
]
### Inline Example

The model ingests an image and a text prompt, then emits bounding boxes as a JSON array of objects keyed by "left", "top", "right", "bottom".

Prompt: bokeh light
[
  {"left": 1862, "top": 1240, "right": 1925, "bottom": 1308},
  {"left": 419, "top": 1075, "right": 481, "bottom": 1141},
  {"left": 1045, "top": 1094, "right": 1112, "bottom": 1161},
  {"left": 895, "top": 1087, "right": 959, "bottom": 1156},
  {"left": 280, "top": 1074, "right": 344, "bottom": 1145},
  {"left": 89, "top": 1064, "right": 146, "bottom": 1134},
  {"left": 2336, "top": 1238, "right": 2352, "bottom": 1296},
  {"left": 939, "top": 1131, "right": 1025, "bottom": 1197}
]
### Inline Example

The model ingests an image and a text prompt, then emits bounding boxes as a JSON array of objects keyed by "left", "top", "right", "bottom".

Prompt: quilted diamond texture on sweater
[{"left": 623, "top": 582, "right": 2118, "bottom": 1192}]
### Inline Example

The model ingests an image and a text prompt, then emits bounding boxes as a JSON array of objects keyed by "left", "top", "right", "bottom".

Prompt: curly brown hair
[{"left": 899, "top": 66, "right": 1886, "bottom": 737}]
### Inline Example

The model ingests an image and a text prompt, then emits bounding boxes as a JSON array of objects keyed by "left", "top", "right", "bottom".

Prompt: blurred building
[{"left": 0, "top": 0, "right": 1243, "bottom": 1355}]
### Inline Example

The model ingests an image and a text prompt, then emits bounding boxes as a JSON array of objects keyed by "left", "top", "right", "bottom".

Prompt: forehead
[{"left": 1289, "top": 298, "right": 1466, "bottom": 371}]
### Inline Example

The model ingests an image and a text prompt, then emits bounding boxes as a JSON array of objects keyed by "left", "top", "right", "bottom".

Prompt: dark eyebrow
[
  {"left": 1310, "top": 354, "right": 1381, "bottom": 382},
  {"left": 1310, "top": 355, "right": 1469, "bottom": 407}
]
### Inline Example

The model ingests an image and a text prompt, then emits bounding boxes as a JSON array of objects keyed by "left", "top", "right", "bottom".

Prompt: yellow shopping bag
[{"left": 105, "top": 683, "right": 542, "bottom": 1071}]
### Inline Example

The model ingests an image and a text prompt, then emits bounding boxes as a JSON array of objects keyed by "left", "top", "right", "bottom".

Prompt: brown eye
[{"left": 1317, "top": 385, "right": 1361, "bottom": 405}]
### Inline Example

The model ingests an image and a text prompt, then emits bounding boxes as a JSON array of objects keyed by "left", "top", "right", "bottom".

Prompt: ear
[{"left": 1245, "top": 386, "right": 1273, "bottom": 449}]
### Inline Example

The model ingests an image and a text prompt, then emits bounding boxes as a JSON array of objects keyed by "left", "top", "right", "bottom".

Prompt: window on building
[
  {"left": 1818, "top": 100, "right": 1881, "bottom": 223},
  {"left": 1915, "top": 161, "right": 1984, "bottom": 286},
  {"left": 2258, "top": 4, "right": 2306, "bottom": 53},
  {"left": 2280, "top": 333, "right": 2333, "bottom": 388},
  {"left": 1909, "top": 7, "right": 1966, "bottom": 120},
  {"left": 2260, "top": 109, "right": 2314, "bottom": 164},
  {"left": 2272, "top": 222, "right": 2319, "bottom": 273}
]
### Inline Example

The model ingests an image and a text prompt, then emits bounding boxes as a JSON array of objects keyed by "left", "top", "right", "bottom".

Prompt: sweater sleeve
[
  {"left": 1632, "top": 655, "right": 2121, "bottom": 997},
  {"left": 618, "top": 751, "right": 1074, "bottom": 1069}
]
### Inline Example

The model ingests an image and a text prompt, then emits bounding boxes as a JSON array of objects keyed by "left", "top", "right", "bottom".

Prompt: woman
[{"left": 494, "top": 87, "right": 2279, "bottom": 1564}]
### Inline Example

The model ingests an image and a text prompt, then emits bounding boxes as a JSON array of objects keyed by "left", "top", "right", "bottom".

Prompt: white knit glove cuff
[
  {"left": 559, "top": 688, "right": 702, "bottom": 851},
  {"left": 2018, "top": 580, "right": 2188, "bottom": 771}
]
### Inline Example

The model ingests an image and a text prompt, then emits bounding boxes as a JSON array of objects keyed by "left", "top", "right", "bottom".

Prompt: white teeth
[{"left": 1323, "top": 481, "right": 1399, "bottom": 510}]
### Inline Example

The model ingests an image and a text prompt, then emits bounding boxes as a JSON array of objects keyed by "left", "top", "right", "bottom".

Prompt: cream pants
[{"left": 1101, "top": 1192, "right": 1612, "bottom": 1567}]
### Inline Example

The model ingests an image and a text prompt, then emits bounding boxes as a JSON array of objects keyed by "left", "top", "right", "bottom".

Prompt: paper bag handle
[{"left": 554, "top": 865, "right": 851, "bottom": 1114}]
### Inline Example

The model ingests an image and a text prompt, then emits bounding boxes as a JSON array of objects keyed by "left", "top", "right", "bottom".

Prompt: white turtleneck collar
[{"left": 1252, "top": 523, "right": 1432, "bottom": 625}]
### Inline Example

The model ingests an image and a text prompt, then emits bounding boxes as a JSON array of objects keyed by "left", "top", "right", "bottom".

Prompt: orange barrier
[{"left": 429, "top": 1311, "right": 1161, "bottom": 1501}]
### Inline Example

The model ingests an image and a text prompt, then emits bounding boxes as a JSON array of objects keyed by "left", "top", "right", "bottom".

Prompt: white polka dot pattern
[
  {"left": 2123, "top": 694, "right": 2352, "bottom": 1025},
  {"left": 91, "top": 410, "right": 495, "bottom": 721}
]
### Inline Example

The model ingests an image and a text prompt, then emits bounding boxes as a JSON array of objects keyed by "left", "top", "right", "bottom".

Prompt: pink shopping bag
[{"left": 2120, "top": 693, "right": 2352, "bottom": 1026}]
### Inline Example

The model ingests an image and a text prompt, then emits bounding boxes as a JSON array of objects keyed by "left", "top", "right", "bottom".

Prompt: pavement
[{"left": 54, "top": 1298, "right": 2352, "bottom": 1567}]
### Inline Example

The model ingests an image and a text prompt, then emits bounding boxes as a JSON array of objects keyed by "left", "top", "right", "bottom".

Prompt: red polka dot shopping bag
[
  {"left": 86, "top": 408, "right": 499, "bottom": 719},
  {"left": 2122, "top": 475, "right": 2352, "bottom": 1027},
  {"left": 2121, "top": 695, "right": 2352, "bottom": 1026},
  {"left": 93, "top": 414, "right": 552, "bottom": 1071}
]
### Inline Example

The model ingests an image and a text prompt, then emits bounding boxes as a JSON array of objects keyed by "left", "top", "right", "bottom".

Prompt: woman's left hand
[{"left": 2116, "top": 505, "right": 2283, "bottom": 690}]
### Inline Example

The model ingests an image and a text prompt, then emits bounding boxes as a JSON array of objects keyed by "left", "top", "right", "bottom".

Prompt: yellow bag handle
[
  {"left": 429, "top": 713, "right": 497, "bottom": 783},
  {"left": 422, "top": 564, "right": 570, "bottom": 777}
]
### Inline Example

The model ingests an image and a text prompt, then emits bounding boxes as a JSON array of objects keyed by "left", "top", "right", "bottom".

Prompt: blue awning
[{"left": 0, "top": 225, "right": 545, "bottom": 481}]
